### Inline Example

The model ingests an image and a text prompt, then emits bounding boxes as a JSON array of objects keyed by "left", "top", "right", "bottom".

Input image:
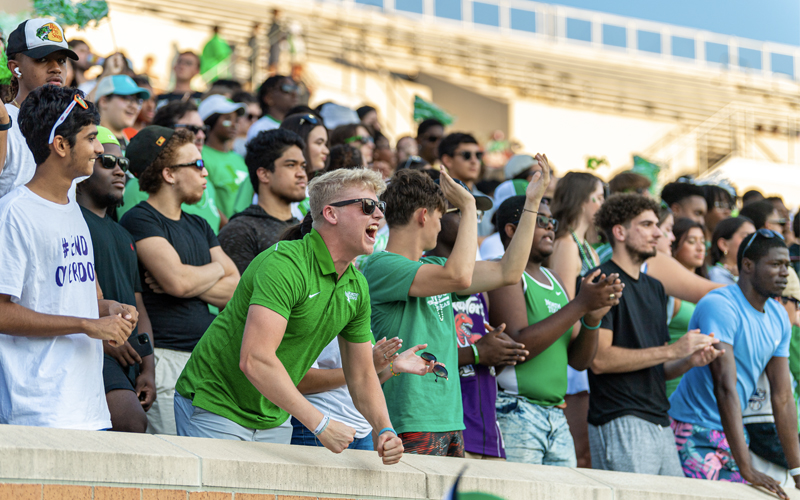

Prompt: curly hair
[
  {"left": 138, "top": 128, "right": 195, "bottom": 194},
  {"left": 245, "top": 129, "right": 305, "bottom": 194},
  {"left": 325, "top": 144, "right": 364, "bottom": 172},
  {"left": 381, "top": 169, "right": 446, "bottom": 228},
  {"left": 152, "top": 100, "right": 199, "bottom": 128},
  {"left": 595, "top": 193, "right": 661, "bottom": 247}
]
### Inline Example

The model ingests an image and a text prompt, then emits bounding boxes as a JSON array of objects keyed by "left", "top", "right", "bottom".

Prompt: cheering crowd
[{"left": 3, "top": 17, "right": 800, "bottom": 499}]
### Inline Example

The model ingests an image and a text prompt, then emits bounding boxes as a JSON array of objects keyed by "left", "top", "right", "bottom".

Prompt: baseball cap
[
  {"left": 434, "top": 177, "right": 494, "bottom": 211},
  {"left": 198, "top": 94, "right": 246, "bottom": 121},
  {"left": 493, "top": 179, "right": 528, "bottom": 208},
  {"left": 504, "top": 154, "right": 537, "bottom": 180},
  {"left": 95, "top": 126, "right": 120, "bottom": 146},
  {"left": 126, "top": 126, "right": 175, "bottom": 178},
  {"left": 495, "top": 195, "right": 527, "bottom": 231},
  {"left": 6, "top": 19, "right": 78, "bottom": 60},
  {"left": 95, "top": 75, "right": 151, "bottom": 100},
  {"left": 783, "top": 268, "right": 800, "bottom": 303}
]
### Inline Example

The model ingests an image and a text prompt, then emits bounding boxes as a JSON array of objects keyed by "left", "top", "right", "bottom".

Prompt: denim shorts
[
  {"left": 290, "top": 416, "right": 374, "bottom": 450},
  {"left": 495, "top": 391, "right": 576, "bottom": 466}
]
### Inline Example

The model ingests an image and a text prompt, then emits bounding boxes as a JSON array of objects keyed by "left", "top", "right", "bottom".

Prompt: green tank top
[
  {"left": 665, "top": 298, "right": 696, "bottom": 397},
  {"left": 496, "top": 268, "right": 573, "bottom": 406}
]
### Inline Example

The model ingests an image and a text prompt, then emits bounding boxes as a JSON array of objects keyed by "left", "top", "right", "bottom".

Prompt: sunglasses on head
[
  {"left": 173, "top": 124, "right": 209, "bottom": 135},
  {"left": 456, "top": 151, "right": 484, "bottom": 161},
  {"left": 171, "top": 159, "right": 205, "bottom": 170},
  {"left": 299, "top": 114, "right": 319, "bottom": 126},
  {"left": 419, "top": 352, "right": 448, "bottom": 382},
  {"left": 742, "top": 228, "right": 785, "bottom": 260},
  {"left": 97, "top": 154, "right": 130, "bottom": 172},
  {"left": 325, "top": 198, "right": 386, "bottom": 216},
  {"left": 344, "top": 135, "right": 374, "bottom": 146},
  {"left": 48, "top": 94, "right": 89, "bottom": 145}
]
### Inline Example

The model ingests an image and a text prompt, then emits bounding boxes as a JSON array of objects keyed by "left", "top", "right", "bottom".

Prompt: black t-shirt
[
  {"left": 587, "top": 259, "right": 670, "bottom": 427},
  {"left": 81, "top": 206, "right": 142, "bottom": 338},
  {"left": 119, "top": 201, "right": 219, "bottom": 352}
]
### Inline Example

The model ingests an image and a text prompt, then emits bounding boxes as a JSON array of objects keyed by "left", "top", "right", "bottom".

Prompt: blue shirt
[{"left": 668, "top": 285, "right": 790, "bottom": 430}]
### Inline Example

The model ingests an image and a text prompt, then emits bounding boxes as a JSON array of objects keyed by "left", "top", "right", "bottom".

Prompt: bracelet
[
  {"left": 789, "top": 467, "right": 800, "bottom": 477},
  {"left": 580, "top": 317, "right": 601, "bottom": 330},
  {"left": 312, "top": 414, "right": 330, "bottom": 436},
  {"left": 522, "top": 209, "right": 538, "bottom": 215},
  {"left": 0, "top": 116, "right": 11, "bottom": 131},
  {"left": 378, "top": 427, "right": 397, "bottom": 437},
  {"left": 390, "top": 361, "right": 399, "bottom": 377},
  {"left": 471, "top": 343, "right": 480, "bottom": 365}
]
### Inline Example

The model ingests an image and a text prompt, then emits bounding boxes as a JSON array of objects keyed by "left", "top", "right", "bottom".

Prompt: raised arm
[
  {"left": 239, "top": 305, "right": 356, "bottom": 453},
  {"left": 646, "top": 252, "right": 723, "bottom": 303},
  {"left": 135, "top": 236, "right": 225, "bottom": 299},
  {"left": 460, "top": 154, "right": 551, "bottom": 296},
  {"left": 711, "top": 343, "right": 787, "bottom": 498},
  {"left": 197, "top": 247, "right": 240, "bottom": 308}
]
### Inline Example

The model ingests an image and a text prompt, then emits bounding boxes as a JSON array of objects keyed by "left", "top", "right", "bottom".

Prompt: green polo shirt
[{"left": 175, "top": 229, "right": 373, "bottom": 429}]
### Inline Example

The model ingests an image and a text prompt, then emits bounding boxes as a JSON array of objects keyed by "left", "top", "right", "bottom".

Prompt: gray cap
[{"left": 504, "top": 154, "right": 537, "bottom": 180}]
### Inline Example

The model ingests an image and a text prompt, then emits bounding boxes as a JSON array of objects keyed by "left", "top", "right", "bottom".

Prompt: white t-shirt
[
  {"left": 246, "top": 115, "right": 280, "bottom": 142},
  {"left": 305, "top": 339, "right": 373, "bottom": 438},
  {"left": 0, "top": 104, "right": 36, "bottom": 199},
  {"left": 0, "top": 186, "right": 111, "bottom": 430}
]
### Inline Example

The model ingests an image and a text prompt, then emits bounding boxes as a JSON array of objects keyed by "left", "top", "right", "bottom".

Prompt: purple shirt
[{"left": 454, "top": 293, "right": 505, "bottom": 457}]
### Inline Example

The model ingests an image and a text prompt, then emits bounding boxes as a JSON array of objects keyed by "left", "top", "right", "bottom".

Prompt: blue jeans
[
  {"left": 495, "top": 391, "right": 576, "bottom": 466},
  {"left": 290, "top": 416, "right": 374, "bottom": 450}
]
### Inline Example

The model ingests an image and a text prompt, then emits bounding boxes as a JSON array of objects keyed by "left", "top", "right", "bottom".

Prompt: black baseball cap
[
  {"left": 495, "top": 195, "right": 527, "bottom": 230},
  {"left": 434, "top": 177, "right": 494, "bottom": 211},
  {"left": 6, "top": 19, "right": 78, "bottom": 60},
  {"left": 126, "top": 126, "right": 175, "bottom": 178}
]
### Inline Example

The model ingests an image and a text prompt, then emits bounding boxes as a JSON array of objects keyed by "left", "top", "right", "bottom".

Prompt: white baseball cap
[
  {"left": 6, "top": 19, "right": 78, "bottom": 60},
  {"left": 198, "top": 95, "right": 246, "bottom": 121}
]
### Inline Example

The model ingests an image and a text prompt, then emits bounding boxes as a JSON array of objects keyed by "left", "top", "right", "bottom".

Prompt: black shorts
[{"left": 102, "top": 354, "right": 139, "bottom": 394}]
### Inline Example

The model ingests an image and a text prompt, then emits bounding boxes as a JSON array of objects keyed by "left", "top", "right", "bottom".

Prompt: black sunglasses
[
  {"left": 742, "top": 228, "right": 785, "bottom": 259},
  {"left": 456, "top": 151, "right": 484, "bottom": 161},
  {"left": 171, "top": 159, "right": 205, "bottom": 170},
  {"left": 325, "top": 198, "right": 386, "bottom": 216},
  {"left": 511, "top": 214, "right": 559, "bottom": 232},
  {"left": 97, "top": 154, "right": 130, "bottom": 172},
  {"left": 173, "top": 124, "right": 209, "bottom": 135},
  {"left": 419, "top": 352, "right": 448, "bottom": 382},
  {"left": 780, "top": 297, "right": 800, "bottom": 308}
]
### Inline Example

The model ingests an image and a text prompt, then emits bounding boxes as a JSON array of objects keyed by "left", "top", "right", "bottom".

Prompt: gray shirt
[{"left": 218, "top": 204, "right": 298, "bottom": 275}]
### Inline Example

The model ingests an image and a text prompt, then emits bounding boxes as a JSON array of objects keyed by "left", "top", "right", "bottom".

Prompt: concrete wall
[
  {"left": 510, "top": 99, "right": 677, "bottom": 179},
  {"left": 1, "top": 425, "right": 799, "bottom": 500}
]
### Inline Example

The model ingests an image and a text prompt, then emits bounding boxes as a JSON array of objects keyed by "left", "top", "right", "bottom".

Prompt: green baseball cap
[{"left": 95, "top": 126, "right": 120, "bottom": 146}]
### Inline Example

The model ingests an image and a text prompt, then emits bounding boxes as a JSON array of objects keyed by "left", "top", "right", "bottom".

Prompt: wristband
[
  {"left": 390, "top": 361, "right": 399, "bottom": 377},
  {"left": 313, "top": 414, "right": 330, "bottom": 436},
  {"left": 378, "top": 427, "right": 397, "bottom": 437},
  {"left": 789, "top": 467, "right": 800, "bottom": 477},
  {"left": 580, "top": 317, "right": 601, "bottom": 330},
  {"left": 0, "top": 116, "right": 11, "bottom": 131},
  {"left": 522, "top": 209, "right": 538, "bottom": 215},
  {"left": 471, "top": 343, "right": 480, "bottom": 365}
]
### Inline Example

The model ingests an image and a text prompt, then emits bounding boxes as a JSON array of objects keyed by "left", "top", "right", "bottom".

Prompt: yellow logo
[
  {"left": 156, "top": 136, "right": 166, "bottom": 146},
  {"left": 36, "top": 23, "right": 64, "bottom": 43}
]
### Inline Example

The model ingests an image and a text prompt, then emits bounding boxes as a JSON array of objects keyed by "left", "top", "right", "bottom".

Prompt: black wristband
[{"left": 0, "top": 116, "right": 11, "bottom": 131}]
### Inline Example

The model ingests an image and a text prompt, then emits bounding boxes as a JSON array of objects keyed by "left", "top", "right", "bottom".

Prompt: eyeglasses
[
  {"left": 742, "top": 228, "right": 785, "bottom": 260},
  {"left": 49, "top": 94, "right": 89, "bottom": 144},
  {"left": 97, "top": 154, "right": 130, "bottom": 172},
  {"left": 714, "top": 201, "right": 734, "bottom": 210},
  {"left": 419, "top": 352, "right": 448, "bottom": 382},
  {"left": 171, "top": 159, "right": 205, "bottom": 170},
  {"left": 280, "top": 84, "right": 299, "bottom": 94},
  {"left": 456, "top": 151, "right": 484, "bottom": 161},
  {"left": 299, "top": 114, "right": 319, "bottom": 126},
  {"left": 173, "top": 124, "right": 209, "bottom": 135},
  {"left": 768, "top": 218, "right": 788, "bottom": 226},
  {"left": 325, "top": 198, "right": 386, "bottom": 216},
  {"left": 344, "top": 135, "right": 374, "bottom": 146},
  {"left": 401, "top": 155, "right": 424, "bottom": 170},
  {"left": 445, "top": 207, "right": 485, "bottom": 224},
  {"left": 780, "top": 297, "right": 800, "bottom": 308},
  {"left": 536, "top": 214, "right": 558, "bottom": 232}
]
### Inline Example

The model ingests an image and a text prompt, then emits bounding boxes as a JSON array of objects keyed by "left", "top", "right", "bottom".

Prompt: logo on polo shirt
[
  {"left": 37, "top": 23, "right": 64, "bottom": 42},
  {"left": 345, "top": 291, "right": 359, "bottom": 303}
]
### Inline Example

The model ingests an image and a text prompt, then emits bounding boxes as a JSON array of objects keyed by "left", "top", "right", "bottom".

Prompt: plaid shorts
[{"left": 399, "top": 430, "right": 465, "bottom": 457}]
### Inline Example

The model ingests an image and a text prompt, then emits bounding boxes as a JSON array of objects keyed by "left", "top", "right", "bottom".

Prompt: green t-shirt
[
  {"left": 175, "top": 229, "right": 373, "bottom": 429},
  {"left": 119, "top": 177, "right": 222, "bottom": 234},
  {"left": 232, "top": 180, "right": 255, "bottom": 216},
  {"left": 361, "top": 252, "right": 465, "bottom": 434},
  {"left": 203, "top": 146, "right": 249, "bottom": 218},
  {"left": 666, "top": 299, "right": 695, "bottom": 398},
  {"left": 496, "top": 269, "right": 572, "bottom": 406}
]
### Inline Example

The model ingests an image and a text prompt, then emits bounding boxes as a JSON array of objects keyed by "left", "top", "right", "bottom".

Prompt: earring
[{"left": 723, "top": 250, "right": 727, "bottom": 256}]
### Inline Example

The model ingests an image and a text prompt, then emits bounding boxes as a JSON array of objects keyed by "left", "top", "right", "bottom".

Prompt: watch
[{"left": 0, "top": 116, "right": 11, "bottom": 131}]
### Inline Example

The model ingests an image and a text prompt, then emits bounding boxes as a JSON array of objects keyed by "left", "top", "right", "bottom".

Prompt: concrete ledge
[{"left": 1, "top": 425, "right": 799, "bottom": 500}]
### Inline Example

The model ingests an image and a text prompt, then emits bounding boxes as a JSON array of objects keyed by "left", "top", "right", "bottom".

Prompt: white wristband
[
  {"left": 313, "top": 415, "right": 330, "bottom": 436},
  {"left": 789, "top": 467, "right": 800, "bottom": 477}
]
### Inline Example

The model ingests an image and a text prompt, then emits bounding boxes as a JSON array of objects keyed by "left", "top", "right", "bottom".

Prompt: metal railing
[{"left": 318, "top": 0, "right": 800, "bottom": 80}]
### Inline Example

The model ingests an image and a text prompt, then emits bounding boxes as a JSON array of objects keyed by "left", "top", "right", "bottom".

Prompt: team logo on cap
[
  {"left": 156, "top": 136, "right": 166, "bottom": 146},
  {"left": 36, "top": 23, "right": 64, "bottom": 43}
]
